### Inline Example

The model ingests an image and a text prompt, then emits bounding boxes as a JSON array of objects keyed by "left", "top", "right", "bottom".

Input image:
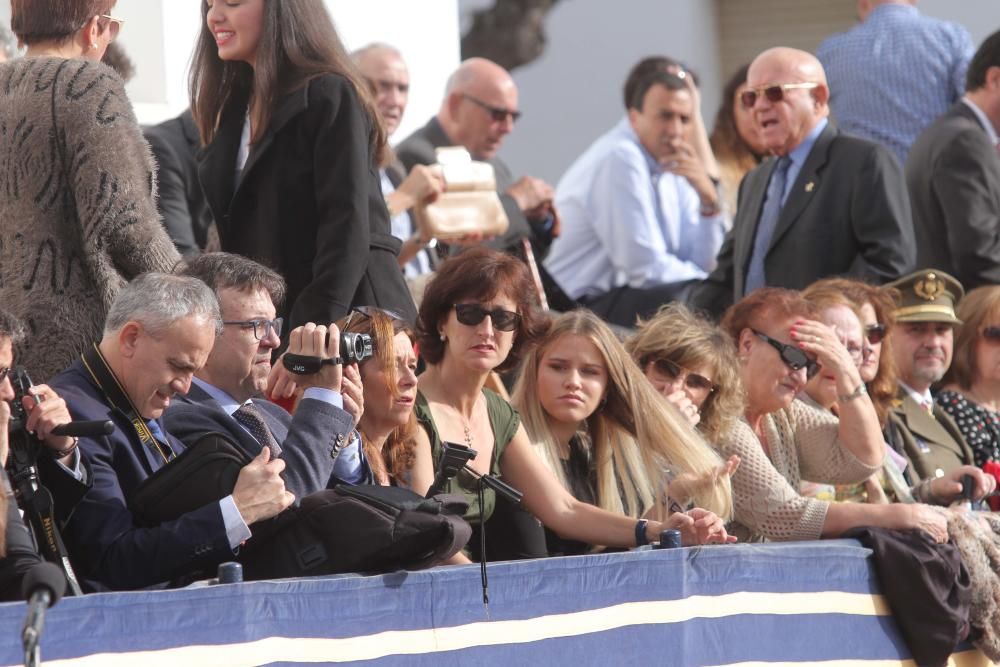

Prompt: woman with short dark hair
[
  {"left": 1, "top": 0, "right": 179, "bottom": 380},
  {"left": 191, "top": 0, "right": 415, "bottom": 340}
]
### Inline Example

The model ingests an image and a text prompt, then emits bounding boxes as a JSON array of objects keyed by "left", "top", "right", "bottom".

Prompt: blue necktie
[{"left": 744, "top": 156, "right": 792, "bottom": 295}]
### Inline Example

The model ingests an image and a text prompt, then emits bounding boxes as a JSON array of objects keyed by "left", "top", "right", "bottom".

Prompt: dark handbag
[
  {"left": 129, "top": 433, "right": 251, "bottom": 526},
  {"left": 240, "top": 484, "right": 472, "bottom": 579}
]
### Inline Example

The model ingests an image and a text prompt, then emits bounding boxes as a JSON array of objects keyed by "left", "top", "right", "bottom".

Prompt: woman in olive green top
[{"left": 409, "top": 248, "right": 735, "bottom": 564}]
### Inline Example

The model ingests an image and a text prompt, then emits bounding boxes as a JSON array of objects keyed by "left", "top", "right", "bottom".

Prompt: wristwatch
[{"left": 838, "top": 382, "right": 868, "bottom": 403}]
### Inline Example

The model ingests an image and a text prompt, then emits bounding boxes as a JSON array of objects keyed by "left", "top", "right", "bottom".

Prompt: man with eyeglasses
[
  {"left": 164, "top": 253, "right": 368, "bottom": 500},
  {"left": 396, "top": 58, "right": 559, "bottom": 257},
  {"left": 544, "top": 59, "right": 725, "bottom": 327},
  {"left": 691, "top": 47, "right": 914, "bottom": 318},
  {"left": 47, "top": 273, "right": 294, "bottom": 591},
  {"left": 906, "top": 29, "right": 1000, "bottom": 291},
  {"left": 886, "top": 270, "right": 977, "bottom": 493}
]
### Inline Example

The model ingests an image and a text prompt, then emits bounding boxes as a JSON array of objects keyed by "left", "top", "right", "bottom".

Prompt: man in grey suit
[
  {"left": 690, "top": 47, "right": 914, "bottom": 318},
  {"left": 905, "top": 29, "right": 1000, "bottom": 291},
  {"left": 163, "top": 253, "right": 368, "bottom": 499},
  {"left": 395, "top": 58, "right": 558, "bottom": 256}
]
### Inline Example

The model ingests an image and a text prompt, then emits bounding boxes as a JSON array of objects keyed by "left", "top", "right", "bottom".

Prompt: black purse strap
[{"left": 80, "top": 344, "right": 173, "bottom": 463}]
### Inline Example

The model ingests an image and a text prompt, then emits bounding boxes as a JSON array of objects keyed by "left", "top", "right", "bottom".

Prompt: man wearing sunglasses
[
  {"left": 396, "top": 58, "right": 559, "bottom": 257},
  {"left": 544, "top": 61, "right": 725, "bottom": 327},
  {"left": 906, "top": 29, "right": 1000, "bottom": 291},
  {"left": 886, "top": 270, "right": 980, "bottom": 495},
  {"left": 691, "top": 47, "right": 914, "bottom": 317},
  {"left": 164, "top": 253, "right": 369, "bottom": 500}
]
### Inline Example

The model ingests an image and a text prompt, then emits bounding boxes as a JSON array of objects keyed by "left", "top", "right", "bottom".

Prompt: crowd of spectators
[{"left": 0, "top": 1, "right": 999, "bottom": 658}]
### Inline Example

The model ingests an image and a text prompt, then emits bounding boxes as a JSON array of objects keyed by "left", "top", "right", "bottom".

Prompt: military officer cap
[{"left": 886, "top": 269, "right": 964, "bottom": 325}]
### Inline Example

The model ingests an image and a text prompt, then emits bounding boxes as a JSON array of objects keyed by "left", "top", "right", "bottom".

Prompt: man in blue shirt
[
  {"left": 817, "top": 0, "right": 974, "bottom": 166},
  {"left": 544, "top": 63, "right": 724, "bottom": 327},
  {"left": 690, "top": 47, "right": 914, "bottom": 317}
]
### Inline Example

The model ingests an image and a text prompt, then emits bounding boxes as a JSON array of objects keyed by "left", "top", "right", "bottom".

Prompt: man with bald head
[
  {"left": 691, "top": 47, "right": 914, "bottom": 317},
  {"left": 396, "top": 57, "right": 558, "bottom": 256}
]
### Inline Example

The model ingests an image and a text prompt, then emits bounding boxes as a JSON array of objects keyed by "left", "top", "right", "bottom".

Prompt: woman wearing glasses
[
  {"left": 1, "top": 1, "right": 179, "bottom": 381},
  {"left": 626, "top": 303, "right": 744, "bottom": 447},
  {"left": 938, "top": 286, "right": 1000, "bottom": 468},
  {"left": 718, "top": 288, "right": 948, "bottom": 543},
  {"left": 511, "top": 309, "right": 735, "bottom": 557},
  {"left": 409, "top": 249, "right": 734, "bottom": 564},
  {"left": 192, "top": 0, "right": 415, "bottom": 341}
]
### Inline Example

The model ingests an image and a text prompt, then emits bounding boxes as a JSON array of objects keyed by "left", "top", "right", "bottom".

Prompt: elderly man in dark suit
[
  {"left": 690, "top": 47, "right": 915, "bottom": 318},
  {"left": 906, "top": 29, "right": 1000, "bottom": 291},
  {"left": 164, "top": 253, "right": 367, "bottom": 499},
  {"left": 49, "top": 274, "right": 293, "bottom": 591},
  {"left": 395, "top": 57, "right": 558, "bottom": 257}
]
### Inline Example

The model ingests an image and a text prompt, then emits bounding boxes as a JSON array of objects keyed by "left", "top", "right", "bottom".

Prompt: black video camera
[{"left": 282, "top": 331, "right": 373, "bottom": 375}]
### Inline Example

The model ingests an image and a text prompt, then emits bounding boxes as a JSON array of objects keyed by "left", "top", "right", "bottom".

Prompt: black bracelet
[{"left": 635, "top": 519, "right": 650, "bottom": 547}]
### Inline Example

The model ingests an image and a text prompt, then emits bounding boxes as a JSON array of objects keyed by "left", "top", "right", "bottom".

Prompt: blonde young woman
[{"left": 512, "top": 310, "right": 736, "bottom": 555}]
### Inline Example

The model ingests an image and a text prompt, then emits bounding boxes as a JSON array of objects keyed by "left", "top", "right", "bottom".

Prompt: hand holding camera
[{"left": 282, "top": 323, "right": 373, "bottom": 393}]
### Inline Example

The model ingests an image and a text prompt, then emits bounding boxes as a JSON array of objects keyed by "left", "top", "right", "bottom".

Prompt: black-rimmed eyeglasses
[
  {"left": 751, "top": 329, "right": 819, "bottom": 379},
  {"left": 223, "top": 317, "right": 283, "bottom": 341}
]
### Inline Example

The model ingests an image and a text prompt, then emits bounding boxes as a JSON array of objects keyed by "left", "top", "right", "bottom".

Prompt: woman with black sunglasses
[
  {"left": 717, "top": 288, "right": 948, "bottom": 543},
  {"left": 511, "top": 309, "right": 736, "bottom": 556},
  {"left": 409, "top": 249, "right": 734, "bottom": 564}
]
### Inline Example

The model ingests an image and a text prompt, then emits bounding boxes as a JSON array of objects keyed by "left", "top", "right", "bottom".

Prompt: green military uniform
[{"left": 885, "top": 269, "right": 975, "bottom": 483}]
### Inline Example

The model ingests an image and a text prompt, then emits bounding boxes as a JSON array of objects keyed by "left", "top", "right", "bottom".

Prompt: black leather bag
[
  {"left": 240, "top": 484, "right": 472, "bottom": 579},
  {"left": 129, "top": 433, "right": 250, "bottom": 526}
]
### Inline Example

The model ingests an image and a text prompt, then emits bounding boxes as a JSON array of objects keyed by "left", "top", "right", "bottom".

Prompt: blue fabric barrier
[{"left": 0, "top": 539, "right": 991, "bottom": 666}]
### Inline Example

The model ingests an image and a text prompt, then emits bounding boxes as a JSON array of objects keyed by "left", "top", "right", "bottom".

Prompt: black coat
[
  {"left": 199, "top": 74, "right": 416, "bottom": 327},
  {"left": 144, "top": 110, "right": 212, "bottom": 257},
  {"left": 905, "top": 101, "right": 1000, "bottom": 290},
  {"left": 690, "top": 123, "right": 915, "bottom": 317}
]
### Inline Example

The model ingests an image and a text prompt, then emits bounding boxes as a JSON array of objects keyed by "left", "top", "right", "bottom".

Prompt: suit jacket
[
  {"left": 162, "top": 384, "right": 354, "bottom": 500},
  {"left": 199, "top": 74, "right": 417, "bottom": 327},
  {"left": 144, "top": 110, "right": 212, "bottom": 257},
  {"left": 905, "top": 101, "right": 1000, "bottom": 290},
  {"left": 49, "top": 361, "right": 232, "bottom": 592},
  {"left": 690, "top": 123, "right": 914, "bottom": 317},
  {"left": 395, "top": 117, "right": 543, "bottom": 254},
  {"left": 889, "top": 392, "right": 974, "bottom": 483}
]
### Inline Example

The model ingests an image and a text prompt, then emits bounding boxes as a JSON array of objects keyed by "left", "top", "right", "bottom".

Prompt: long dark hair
[
  {"left": 189, "top": 0, "right": 385, "bottom": 155},
  {"left": 709, "top": 64, "right": 760, "bottom": 167}
]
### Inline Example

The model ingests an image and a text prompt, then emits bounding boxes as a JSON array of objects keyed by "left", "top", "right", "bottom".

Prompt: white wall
[
  {"left": 920, "top": 0, "right": 1000, "bottom": 45},
  {"left": 0, "top": 0, "right": 461, "bottom": 135}
]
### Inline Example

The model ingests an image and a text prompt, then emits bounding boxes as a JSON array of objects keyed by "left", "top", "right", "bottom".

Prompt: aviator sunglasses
[
  {"left": 752, "top": 329, "right": 819, "bottom": 379},
  {"left": 740, "top": 82, "right": 820, "bottom": 109},
  {"left": 647, "top": 357, "right": 717, "bottom": 394},
  {"left": 453, "top": 303, "right": 521, "bottom": 332}
]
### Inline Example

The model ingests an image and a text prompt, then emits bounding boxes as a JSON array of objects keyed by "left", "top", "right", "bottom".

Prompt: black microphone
[
  {"left": 21, "top": 562, "right": 66, "bottom": 660},
  {"left": 51, "top": 420, "right": 115, "bottom": 437}
]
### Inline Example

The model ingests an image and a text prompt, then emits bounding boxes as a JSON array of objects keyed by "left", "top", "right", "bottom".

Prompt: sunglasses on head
[
  {"left": 343, "top": 305, "right": 406, "bottom": 331},
  {"left": 739, "top": 82, "right": 820, "bottom": 109},
  {"left": 866, "top": 323, "right": 887, "bottom": 345},
  {"left": 454, "top": 303, "right": 521, "bottom": 332},
  {"left": 461, "top": 94, "right": 522, "bottom": 123},
  {"left": 752, "top": 329, "right": 819, "bottom": 379},
  {"left": 647, "top": 357, "right": 717, "bottom": 394},
  {"left": 983, "top": 326, "right": 1000, "bottom": 342}
]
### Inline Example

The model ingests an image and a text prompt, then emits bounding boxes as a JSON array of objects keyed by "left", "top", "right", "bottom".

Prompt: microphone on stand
[{"left": 21, "top": 562, "right": 66, "bottom": 667}]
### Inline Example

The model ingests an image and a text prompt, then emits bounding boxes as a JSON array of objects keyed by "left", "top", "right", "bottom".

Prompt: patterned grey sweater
[{"left": 0, "top": 57, "right": 179, "bottom": 380}]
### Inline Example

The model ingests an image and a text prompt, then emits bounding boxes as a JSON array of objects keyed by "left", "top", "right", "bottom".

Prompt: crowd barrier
[{"left": 0, "top": 539, "right": 992, "bottom": 666}]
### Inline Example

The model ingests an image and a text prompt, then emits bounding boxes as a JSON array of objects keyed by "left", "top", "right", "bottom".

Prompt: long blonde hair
[{"left": 512, "top": 310, "right": 732, "bottom": 520}]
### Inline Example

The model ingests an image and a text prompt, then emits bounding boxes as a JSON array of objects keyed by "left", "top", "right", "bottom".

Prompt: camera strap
[{"left": 80, "top": 345, "right": 173, "bottom": 465}]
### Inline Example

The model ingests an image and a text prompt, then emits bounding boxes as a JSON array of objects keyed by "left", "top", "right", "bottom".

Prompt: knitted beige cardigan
[{"left": 0, "top": 57, "right": 179, "bottom": 380}]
